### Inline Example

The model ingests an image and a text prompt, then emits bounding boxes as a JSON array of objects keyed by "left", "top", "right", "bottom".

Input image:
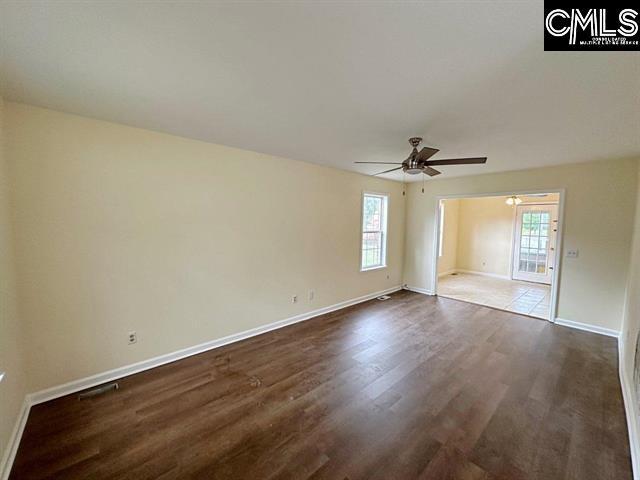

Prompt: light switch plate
[{"left": 566, "top": 249, "right": 579, "bottom": 258}]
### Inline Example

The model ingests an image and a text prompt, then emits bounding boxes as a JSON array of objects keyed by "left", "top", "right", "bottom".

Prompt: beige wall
[
  {"left": 455, "top": 196, "right": 514, "bottom": 277},
  {"left": 439, "top": 193, "right": 561, "bottom": 278},
  {"left": 0, "top": 100, "right": 27, "bottom": 471},
  {"left": 437, "top": 199, "right": 459, "bottom": 274},
  {"left": 404, "top": 158, "right": 639, "bottom": 331},
  {"left": 4, "top": 103, "right": 405, "bottom": 392},
  {"left": 454, "top": 194, "right": 560, "bottom": 277}
]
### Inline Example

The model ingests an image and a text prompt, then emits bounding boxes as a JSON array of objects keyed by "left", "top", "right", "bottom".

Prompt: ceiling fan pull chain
[
  {"left": 422, "top": 173, "right": 425, "bottom": 193},
  {"left": 403, "top": 171, "right": 406, "bottom": 196}
]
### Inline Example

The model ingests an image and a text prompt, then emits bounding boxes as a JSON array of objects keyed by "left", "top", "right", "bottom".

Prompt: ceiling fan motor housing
[{"left": 404, "top": 138, "right": 424, "bottom": 174}]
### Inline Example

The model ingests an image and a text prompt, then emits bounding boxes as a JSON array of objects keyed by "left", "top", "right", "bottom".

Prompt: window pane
[
  {"left": 363, "top": 196, "right": 382, "bottom": 230},
  {"left": 541, "top": 224, "right": 549, "bottom": 237},
  {"left": 361, "top": 194, "right": 388, "bottom": 269},
  {"left": 362, "top": 232, "right": 381, "bottom": 249},
  {"left": 521, "top": 236, "right": 530, "bottom": 248}
]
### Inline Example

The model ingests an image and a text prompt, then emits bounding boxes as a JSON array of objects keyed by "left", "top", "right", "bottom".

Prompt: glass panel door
[{"left": 512, "top": 204, "right": 558, "bottom": 284}]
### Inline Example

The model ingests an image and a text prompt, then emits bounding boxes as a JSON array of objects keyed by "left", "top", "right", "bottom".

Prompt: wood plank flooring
[{"left": 11, "top": 291, "right": 632, "bottom": 479}]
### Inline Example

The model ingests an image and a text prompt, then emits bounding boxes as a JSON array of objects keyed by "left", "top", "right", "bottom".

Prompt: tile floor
[{"left": 437, "top": 272, "right": 551, "bottom": 319}]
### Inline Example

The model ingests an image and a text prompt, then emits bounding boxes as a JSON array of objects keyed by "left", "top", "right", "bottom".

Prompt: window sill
[{"left": 360, "top": 265, "right": 387, "bottom": 272}]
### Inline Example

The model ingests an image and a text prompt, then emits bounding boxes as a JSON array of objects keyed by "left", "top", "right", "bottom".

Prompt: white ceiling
[{"left": 1, "top": 1, "right": 639, "bottom": 181}]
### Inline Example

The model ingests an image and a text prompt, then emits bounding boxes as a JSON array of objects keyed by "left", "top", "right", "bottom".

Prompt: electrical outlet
[
  {"left": 566, "top": 249, "right": 579, "bottom": 258},
  {"left": 308, "top": 290, "right": 314, "bottom": 301},
  {"left": 291, "top": 295, "right": 298, "bottom": 304},
  {"left": 128, "top": 331, "right": 137, "bottom": 344}
]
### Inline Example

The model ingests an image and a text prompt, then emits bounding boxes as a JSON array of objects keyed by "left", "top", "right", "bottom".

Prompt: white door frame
[{"left": 432, "top": 189, "right": 565, "bottom": 323}]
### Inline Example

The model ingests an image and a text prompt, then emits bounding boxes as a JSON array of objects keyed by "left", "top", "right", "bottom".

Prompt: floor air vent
[
  {"left": 377, "top": 295, "right": 391, "bottom": 301},
  {"left": 78, "top": 382, "right": 119, "bottom": 399}
]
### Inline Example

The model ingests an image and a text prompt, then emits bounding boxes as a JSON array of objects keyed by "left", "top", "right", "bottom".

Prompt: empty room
[
  {"left": 437, "top": 193, "right": 560, "bottom": 320},
  {"left": 1, "top": 2, "right": 639, "bottom": 480}
]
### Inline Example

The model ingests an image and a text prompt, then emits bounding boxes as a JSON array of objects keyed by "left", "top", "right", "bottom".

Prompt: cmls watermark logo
[{"left": 544, "top": 4, "right": 639, "bottom": 50}]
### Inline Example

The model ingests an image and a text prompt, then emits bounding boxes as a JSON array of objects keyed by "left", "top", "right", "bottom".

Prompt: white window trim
[{"left": 360, "top": 191, "right": 389, "bottom": 272}]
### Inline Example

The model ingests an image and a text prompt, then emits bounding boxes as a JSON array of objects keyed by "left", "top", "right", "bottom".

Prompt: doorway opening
[{"left": 433, "top": 191, "right": 563, "bottom": 321}]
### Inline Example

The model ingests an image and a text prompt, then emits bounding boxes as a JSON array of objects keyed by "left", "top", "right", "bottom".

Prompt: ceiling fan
[{"left": 355, "top": 137, "right": 487, "bottom": 177}]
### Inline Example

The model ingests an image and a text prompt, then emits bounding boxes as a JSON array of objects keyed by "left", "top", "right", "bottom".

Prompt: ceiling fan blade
[
  {"left": 425, "top": 157, "right": 487, "bottom": 166},
  {"left": 414, "top": 147, "right": 440, "bottom": 162},
  {"left": 422, "top": 166, "right": 441, "bottom": 177},
  {"left": 373, "top": 166, "right": 403, "bottom": 176},
  {"left": 354, "top": 161, "right": 403, "bottom": 164}
]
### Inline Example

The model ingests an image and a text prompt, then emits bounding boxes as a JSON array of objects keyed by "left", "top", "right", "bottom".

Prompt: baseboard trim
[
  {"left": 554, "top": 317, "right": 619, "bottom": 338},
  {"left": 454, "top": 269, "right": 511, "bottom": 280},
  {"left": 403, "top": 285, "right": 435, "bottom": 295},
  {"left": 619, "top": 337, "right": 640, "bottom": 480},
  {"left": 28, "top": 285, "right": 402, "bottom": 406},
  {"left": 0, "top": 398, "right": 31, "bottom": 480},
  {"left": 437, "top": 269, "right": 456, "bottom": 277}
]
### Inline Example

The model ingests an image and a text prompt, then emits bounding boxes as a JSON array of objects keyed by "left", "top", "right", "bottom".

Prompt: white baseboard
[
  {"left": 29, "top": 285, "right": 402, "bottom": 406},
  {"left": 619, "top": 337, "right": 640, "bottom": 480},
  {"left": 437, "top": 269, "right": 456, "bottom": 277},
  {"left": 0, "top": 398, "right": 31, "bottom": 480},
  {"left": 403, "top": 285, "right": 435, "bottom": 295},
  {"left": 554, "top": 317, "right": 620, "bottom": 338},
  {"left": 454, "top": 269, "right": 511, "bottom": 280}
]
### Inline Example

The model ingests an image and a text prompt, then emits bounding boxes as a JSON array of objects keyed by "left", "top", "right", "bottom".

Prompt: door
[{"left": 512, "top": 204, "right": 558, "bottom": 284}]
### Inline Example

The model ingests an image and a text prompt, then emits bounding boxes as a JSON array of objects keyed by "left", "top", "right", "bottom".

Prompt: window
[
  {"left": 438, "top": 201, "right": 445, "bottom": 257},
  {"left": 361, "top": 193, "right": 388, "bottom": 270}
]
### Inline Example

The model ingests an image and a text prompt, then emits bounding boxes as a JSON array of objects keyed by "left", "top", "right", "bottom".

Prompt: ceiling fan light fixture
[{"left": 506, "top": 195, "right": 522, "bottom": 206}]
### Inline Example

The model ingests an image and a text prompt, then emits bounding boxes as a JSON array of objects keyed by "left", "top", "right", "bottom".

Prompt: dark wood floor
[{"left": 12, "top": 291, "right": 632, "bottom": 479}]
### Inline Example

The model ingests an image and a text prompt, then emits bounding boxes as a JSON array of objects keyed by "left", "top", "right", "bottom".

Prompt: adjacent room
[
  {"left": 437, "top": 193, "right": 560, "bottom": 320},
  {"left": 1, "top": 2, "right": 639, "bottom": 480}
]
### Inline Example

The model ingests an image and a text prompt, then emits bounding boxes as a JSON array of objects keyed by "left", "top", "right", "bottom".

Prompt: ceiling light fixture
[{"left": 505, "top": 195, "right": 522, "bottom": 206}]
